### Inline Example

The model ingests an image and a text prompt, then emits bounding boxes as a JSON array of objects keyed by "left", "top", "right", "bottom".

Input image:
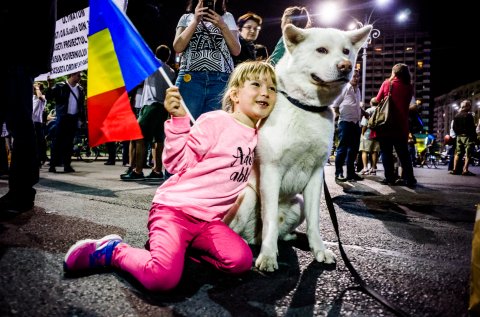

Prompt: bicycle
[
  {"left": 73, "top": 133, "right": 99, "bottom": 163},
  {"left": 424, "top": 149, "right": 439, "bottom": 169}
]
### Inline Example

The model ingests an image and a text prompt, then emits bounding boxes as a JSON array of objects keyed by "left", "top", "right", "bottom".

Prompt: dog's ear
[
  {"left": 283, "top": 24, "right": 306, "bottom": 53},
  {"left": 345, "top": 25, "right": 373, "bottom": 53}
]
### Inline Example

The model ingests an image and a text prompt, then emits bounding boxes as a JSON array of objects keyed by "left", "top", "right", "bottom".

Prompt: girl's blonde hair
[{"left": 222, "top": 61, "right": 277, "bottom": 113}]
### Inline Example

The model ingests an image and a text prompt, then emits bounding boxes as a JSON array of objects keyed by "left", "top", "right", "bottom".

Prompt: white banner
[{"left": 36, "top": 0, "right": 127, "bottom": 81}]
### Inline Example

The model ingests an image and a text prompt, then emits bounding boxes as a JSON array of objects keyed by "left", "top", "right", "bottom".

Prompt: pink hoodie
[{"left": 152, "top": 111, "right": 258, "bottom": 222}]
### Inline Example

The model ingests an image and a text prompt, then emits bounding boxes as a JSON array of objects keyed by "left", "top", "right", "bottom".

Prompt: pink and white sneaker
[{"left": 64, "top": 234, "right": 122, "bottom": 272}]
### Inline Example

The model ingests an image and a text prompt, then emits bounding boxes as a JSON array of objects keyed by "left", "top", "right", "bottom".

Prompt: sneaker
[
  {"left": 406, "top": 178, "right": 418, "bottom": 187},
  {"left": 346, "top": 174, "right": 364, "bottom": 181},
  {"left": 146, "top": 170, "right": 164, "bottom": 180},
  {"left": 335, "top": 174, "right": 347, "bottom": 182},
  {"left": 380, "top": 178, "right": 397, "bottom": 185},
  {"left": 64, "top": 166, "right": 76, "bottom": 173},
  {"left": 120, "top": 167, "right": 134, "bottom": 177},
  {"left": 120, "top": 171, "right": 144, "bottom": 181},
  {"left": 64, "top": 234, "right": 123, "bottom": 272}
]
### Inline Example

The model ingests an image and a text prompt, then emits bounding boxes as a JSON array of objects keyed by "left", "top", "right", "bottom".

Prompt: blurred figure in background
[
  {"left": 32, "top": 82, "right": 48, "bottom": 166},
  {"left": 268, "top": 6, "right": 311, "bottom": 66},
  {"left": 375, "top": 63, "right": 416, "bottom": 187},
  {"left": 450, "top": 99, "right": 476, "bottom": 176},
  {"left": 46, "top": 71, "right": 85, "bottom": 174}
]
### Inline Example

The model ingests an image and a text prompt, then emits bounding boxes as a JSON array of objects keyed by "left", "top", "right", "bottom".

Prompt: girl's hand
[{"left": 164, "top": 86, "right": 186, "bottom": 118}]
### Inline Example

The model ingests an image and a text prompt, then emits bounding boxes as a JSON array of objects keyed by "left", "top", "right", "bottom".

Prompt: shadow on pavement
[
  {"left": 39, "top": 178, "right": 117, "bottom": 197},
  {"left": 115, "top": 238, "right": 336, "bottom": 316}
]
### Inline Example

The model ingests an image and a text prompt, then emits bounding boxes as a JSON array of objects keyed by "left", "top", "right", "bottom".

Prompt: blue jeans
[
  {"left": 335, "top": 121, "right": 361, "bottom": 178},
  {"left": 175, "top": 71, "right": 230, "bottom": 120},
  {"left": 379, "top": 137, "right": 415, "bottom": 183}
]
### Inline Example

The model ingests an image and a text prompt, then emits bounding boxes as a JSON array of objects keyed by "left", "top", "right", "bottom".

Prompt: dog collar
[{"left": 279, "top": 90, "right": 330, "bottom": 113}]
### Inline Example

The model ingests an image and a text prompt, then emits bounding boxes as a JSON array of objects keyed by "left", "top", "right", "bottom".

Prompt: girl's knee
[
  {"left": 142, "top": 273, "right": 180, "bottom": 292},
  {"left": 141, "top": 266, "right": 182, "bottom": 292},
  {"left": 227, "top": 245, "right": 253, "bottom": 274}
]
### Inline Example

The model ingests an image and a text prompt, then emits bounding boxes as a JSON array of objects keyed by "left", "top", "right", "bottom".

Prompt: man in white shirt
[
  {"left": 333, "top": 70, "right": 364, "bottom": 182},
  {"left": 46, "top": 71, "right": 85, "bottom": 173}
]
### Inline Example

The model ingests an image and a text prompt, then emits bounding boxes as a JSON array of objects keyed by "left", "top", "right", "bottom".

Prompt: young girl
[{"left": 64, "top": 61, "right": 277, "bottom": 292}]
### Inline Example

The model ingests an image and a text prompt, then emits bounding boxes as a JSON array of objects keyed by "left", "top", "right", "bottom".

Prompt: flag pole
[{"left": 159, "top": 67, "right": 196, "bottom": 124}]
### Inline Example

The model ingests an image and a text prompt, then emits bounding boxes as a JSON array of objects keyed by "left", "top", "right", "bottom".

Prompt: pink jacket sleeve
[{"left": 162, "top": 116, "right": 213, "bottom": 174}]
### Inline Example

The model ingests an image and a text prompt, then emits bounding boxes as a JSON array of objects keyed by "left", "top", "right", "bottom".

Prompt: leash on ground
[{"left": 323, "top": 178, "right": 410, "bottom": 317}]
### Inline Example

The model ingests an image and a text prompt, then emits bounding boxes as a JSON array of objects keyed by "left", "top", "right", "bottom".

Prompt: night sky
[{"left": 58, "top": 0, "right": 477, "bottom": 99}]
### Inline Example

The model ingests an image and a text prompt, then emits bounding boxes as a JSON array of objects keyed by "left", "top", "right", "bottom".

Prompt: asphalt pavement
[{"left": 1, "top": 159, "right": 479, "bottom": 317}]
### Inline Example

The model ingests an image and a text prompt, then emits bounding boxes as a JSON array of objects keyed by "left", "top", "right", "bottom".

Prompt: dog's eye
[
  {"left": 343, "top": 48, "right": 350, "bottom": 55},
  {"left": 316, "top": 47, "right": 328, "bottom": 54}
]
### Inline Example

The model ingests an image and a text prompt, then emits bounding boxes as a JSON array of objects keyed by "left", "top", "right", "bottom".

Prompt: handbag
[{"left": 368, "top": 81, "right": 393, "bottom": 129}]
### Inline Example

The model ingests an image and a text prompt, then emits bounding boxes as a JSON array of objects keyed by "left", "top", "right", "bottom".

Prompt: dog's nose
[{"left": 337, "top": 60, "right": 352, "bottom": 74}]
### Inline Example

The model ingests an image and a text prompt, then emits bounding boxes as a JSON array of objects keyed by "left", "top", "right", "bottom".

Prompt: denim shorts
[{"left": 175, "top": 71, "right": 230, "bottom": 120}]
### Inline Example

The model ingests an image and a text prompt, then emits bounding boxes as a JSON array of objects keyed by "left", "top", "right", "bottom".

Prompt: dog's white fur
[{"left": 224, "top": 24, "right": 372, "bottom": 271}]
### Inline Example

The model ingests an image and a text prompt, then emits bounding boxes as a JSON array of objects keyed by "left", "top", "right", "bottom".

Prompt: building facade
[
  {"left": 362, "top": 29, "right": 431, "bottom": 132},
  {"left": 433, "top": 80, "right": 480, "bottom": 141}
]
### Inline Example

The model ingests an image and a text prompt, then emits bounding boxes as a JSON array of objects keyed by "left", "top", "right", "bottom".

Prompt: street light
[
  {"left": 359, "top": 25, "right": 381, "bottom": 103},
  {"left": 356, "top": 5, "right": 411, "bottom": 103},
  {"left": 355, "top": 0, "right": 391, "bottom": 103}
]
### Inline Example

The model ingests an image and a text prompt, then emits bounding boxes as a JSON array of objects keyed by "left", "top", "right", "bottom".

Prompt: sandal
[
  {"left": 369, "top": 168, "right": 376, "bottom": 175},
  {"left": 360, "top": 168, "right": 370, "bottom": 175},
  {"left": 462, "top": 171, "right": 476, "bottom": 176}
]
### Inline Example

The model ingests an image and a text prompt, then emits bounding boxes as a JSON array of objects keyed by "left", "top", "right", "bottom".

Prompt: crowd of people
[{"left": 1, "top": 0, "right": 479, "bottom": 296}]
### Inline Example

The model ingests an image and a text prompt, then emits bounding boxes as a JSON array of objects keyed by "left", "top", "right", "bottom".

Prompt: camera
[{"left": 205, "top": 0, "right": 215, "bottom": 12}]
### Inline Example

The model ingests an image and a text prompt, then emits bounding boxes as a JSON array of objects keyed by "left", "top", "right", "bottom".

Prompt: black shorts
[{"left": 137, "top": 102, "right": 168, "bottom": 143}]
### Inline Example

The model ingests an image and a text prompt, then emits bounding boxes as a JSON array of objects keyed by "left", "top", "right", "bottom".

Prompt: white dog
[{"left": 224, "top": 24, "right": 372, "bottom": 272}]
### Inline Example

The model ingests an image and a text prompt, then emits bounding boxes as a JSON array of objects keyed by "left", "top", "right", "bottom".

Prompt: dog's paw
[
  {"left": 314, "top": 248, "right": 336, "bottom": 264},
  {"left": 255, "top": 253, "right": 279, "bottom": 272}
]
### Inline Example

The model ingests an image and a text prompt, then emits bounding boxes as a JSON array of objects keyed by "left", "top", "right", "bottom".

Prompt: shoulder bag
[{"left": 368, "top": 81, "right": 393, "bottom": 129}]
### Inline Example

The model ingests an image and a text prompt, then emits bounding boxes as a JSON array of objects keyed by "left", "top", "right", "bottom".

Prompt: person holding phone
[{"left": 173, "top": 0, "right": 240, "bottom": 120}]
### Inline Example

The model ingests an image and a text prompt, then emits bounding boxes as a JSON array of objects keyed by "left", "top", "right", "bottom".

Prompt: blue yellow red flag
[{"left": 87, "top": 0, "right": 161, "bottom": 147}]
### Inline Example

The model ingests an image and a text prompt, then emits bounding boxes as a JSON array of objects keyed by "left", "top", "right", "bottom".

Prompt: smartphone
[{"left": 205, "top": 0, "right": 215, "bottom": 12}]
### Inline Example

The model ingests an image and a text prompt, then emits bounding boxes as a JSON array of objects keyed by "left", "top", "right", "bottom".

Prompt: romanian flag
[{"left": 87, "top": 0, "right": 161, "bottom": 147}]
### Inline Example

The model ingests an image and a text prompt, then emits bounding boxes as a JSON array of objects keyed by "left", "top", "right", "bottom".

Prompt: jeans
[
  {"left": 175, "top": 71, "right": 230, "bottom": 120},
  {"left": 379, "top": 138, "right": 415, "bottom": 183},
  {"left": 335, "top": 121, "right": 361, "bottom": 178}
]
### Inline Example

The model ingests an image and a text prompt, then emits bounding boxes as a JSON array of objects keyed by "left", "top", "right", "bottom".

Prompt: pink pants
[{"left": 112, "top": 204, "right": 253, "bottom": 292}]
